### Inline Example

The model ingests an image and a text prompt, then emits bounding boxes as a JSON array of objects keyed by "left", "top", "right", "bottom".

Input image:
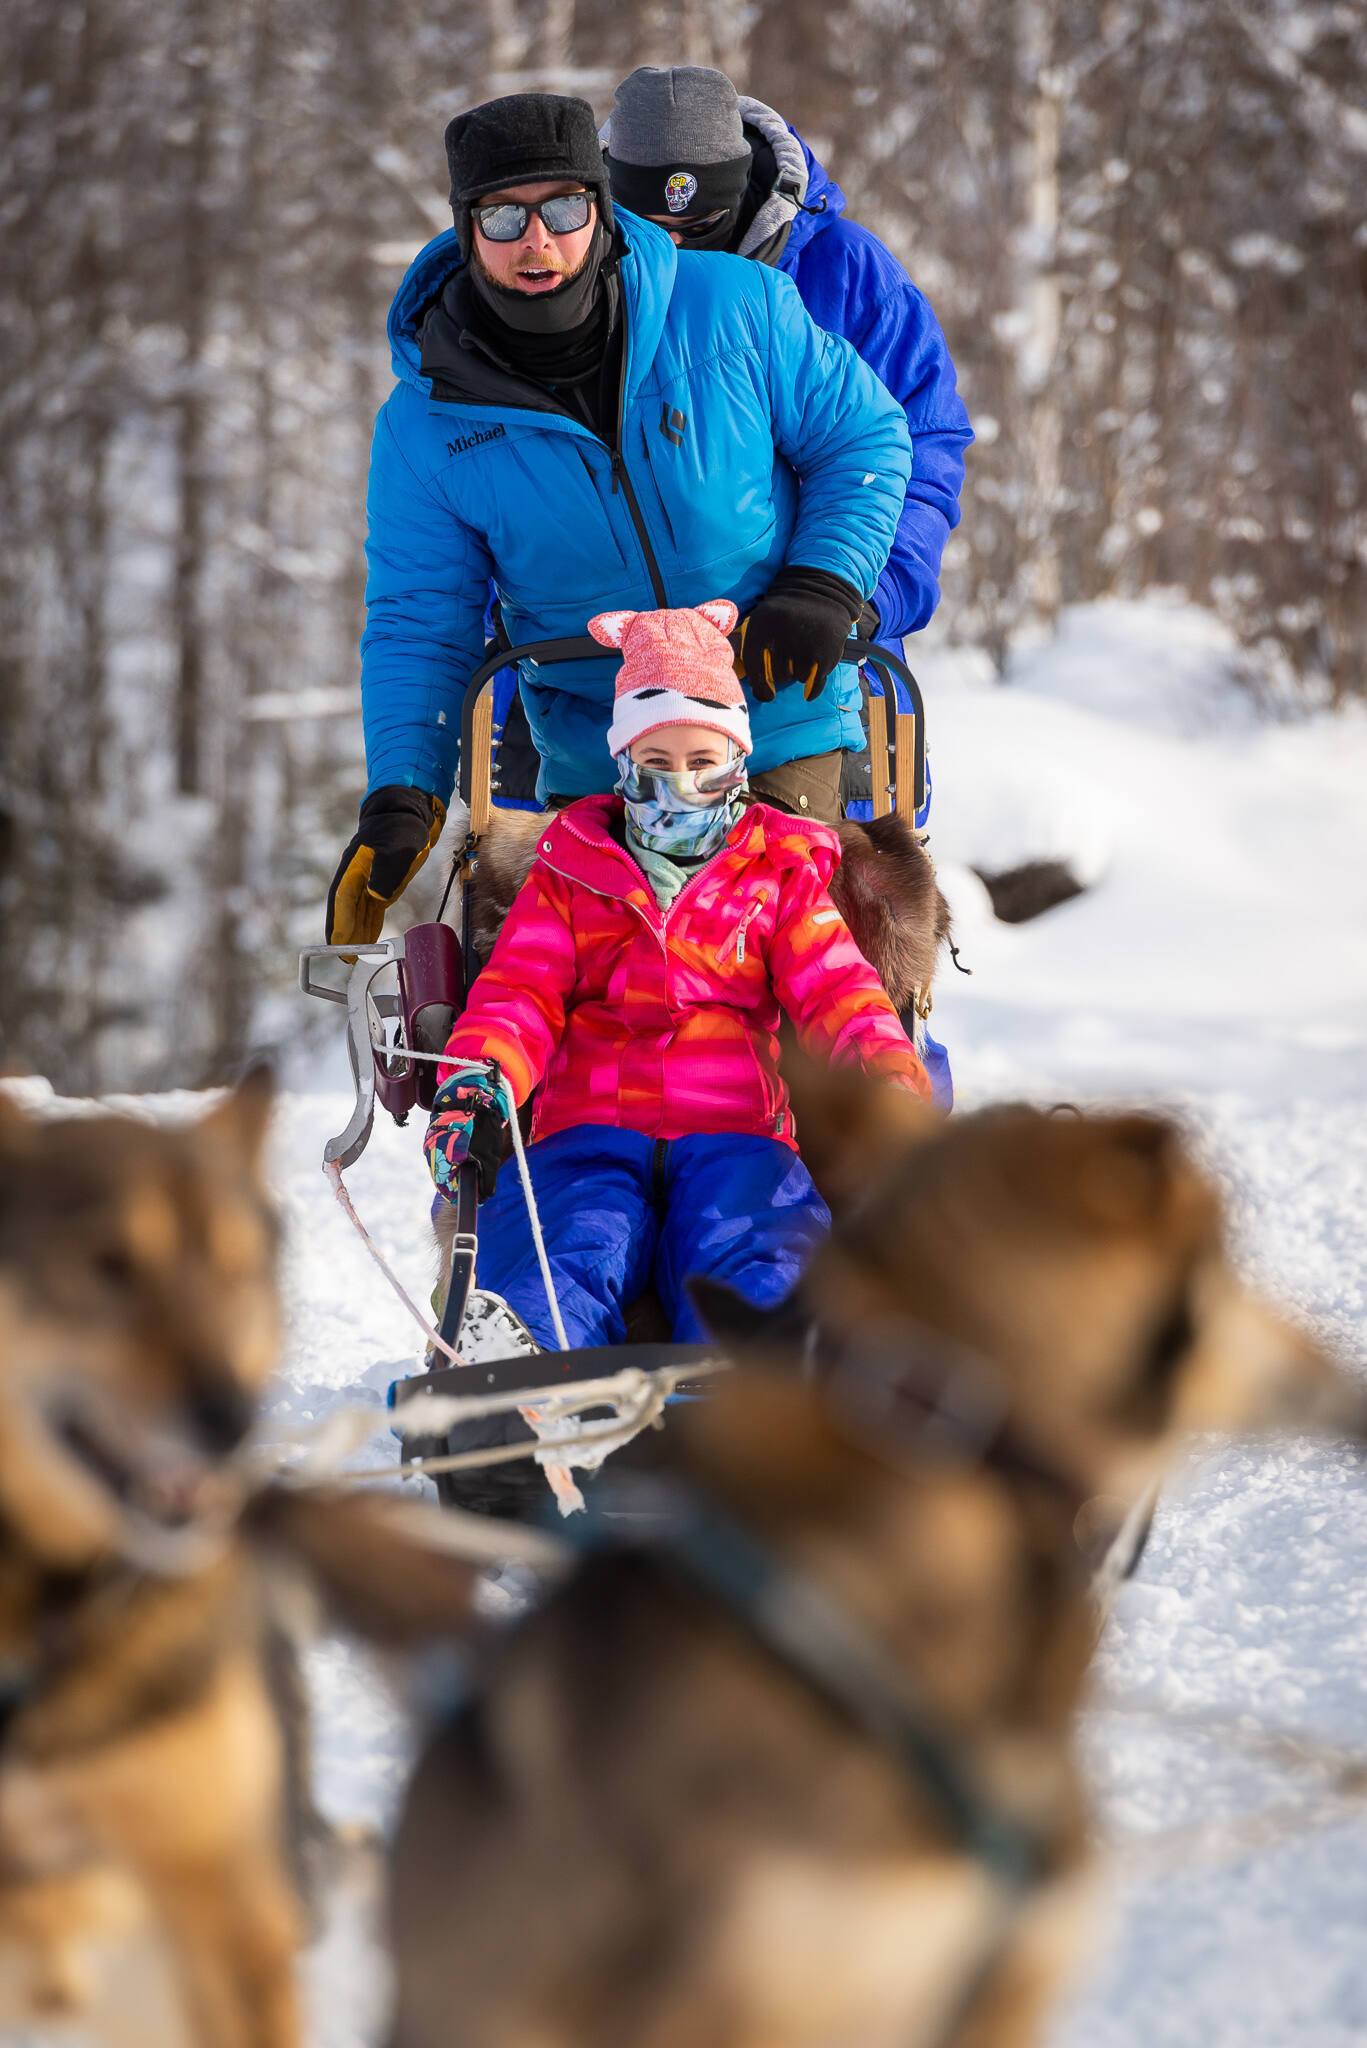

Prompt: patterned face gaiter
[{"left": 616, "top": 750, "right": 748, "bottom": 858}]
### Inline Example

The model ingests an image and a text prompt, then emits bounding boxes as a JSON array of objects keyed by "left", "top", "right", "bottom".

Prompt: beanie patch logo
[{"left": 665, "top": 171, "right": 698, "bottom": 214}]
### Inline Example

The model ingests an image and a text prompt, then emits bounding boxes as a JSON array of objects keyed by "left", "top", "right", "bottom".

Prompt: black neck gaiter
[
  {"left": 469, "top": 220, "right": 606, "bottom": 330},
  {"left": 461, "top": 229, "right": 620, "bottom": 426}
]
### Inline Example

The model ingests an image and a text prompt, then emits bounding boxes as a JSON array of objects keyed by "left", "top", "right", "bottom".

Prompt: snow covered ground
[
  {"left": 12, "top": 596, "right": 1367, "bottom": 2044},
  {"left": 288, "top": 596, "right": 1367, "bottom": 2044}
]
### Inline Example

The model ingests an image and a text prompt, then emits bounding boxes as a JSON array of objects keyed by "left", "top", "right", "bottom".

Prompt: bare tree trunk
[
  {"left": 173, "top": 16, "right": 214, "bottom": 798},
  {"left": 541, "top": 0, "right": 574, "bottom": 79},
  {"left": 626, "top": 0, "right": 672, "bottom": 70},
  {"left": 1016, "top": 0, "right": 1062, "bottom": 627},
  {"left": 485, "top": 0, "right": 527, "bottom": 90}
]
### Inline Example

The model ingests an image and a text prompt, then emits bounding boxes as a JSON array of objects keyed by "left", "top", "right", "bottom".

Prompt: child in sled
[{"left": 424, "top": 598, "right": 930, "bottom": 1350}]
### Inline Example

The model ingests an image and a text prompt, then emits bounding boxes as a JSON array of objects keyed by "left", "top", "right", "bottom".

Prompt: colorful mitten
[{"left": 424, "top": 1067, "right": 506, "bottom": 1201}]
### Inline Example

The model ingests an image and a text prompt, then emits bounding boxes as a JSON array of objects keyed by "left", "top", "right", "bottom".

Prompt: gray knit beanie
[
  {"left": 603, "top": 66, "right": 752, "bottom": 242},
  {"left": 605, "top": 66, "right": 746, "bottom": 165}
]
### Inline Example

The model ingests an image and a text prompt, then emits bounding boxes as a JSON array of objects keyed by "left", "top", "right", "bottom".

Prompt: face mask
[{"left": 616, "top": 750, "right": 748, "bottom": 857}]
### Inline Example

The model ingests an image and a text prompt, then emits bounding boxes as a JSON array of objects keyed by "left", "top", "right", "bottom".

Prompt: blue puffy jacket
[
  {"left": 360, "top": 213, "right": 912, "bottom": 804},
  {"left": 759, "top": 113, "right": 973, "bottom": 642}
]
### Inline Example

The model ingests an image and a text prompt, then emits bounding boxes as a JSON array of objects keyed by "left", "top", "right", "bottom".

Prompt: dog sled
[{"left": 300, "top": 633, "right": 930, "bottom": 1517}]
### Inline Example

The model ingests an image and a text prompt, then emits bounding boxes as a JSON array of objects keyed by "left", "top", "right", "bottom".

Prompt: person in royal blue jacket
[
  {"left": 326, "top": 92, "right": 912, "bottom": 949},
  {"left": 602, "top": 66, "right": 973, "bottom": 664},
  {"left": 601, "top": 67, "right": 971, "bottom": 1109}
]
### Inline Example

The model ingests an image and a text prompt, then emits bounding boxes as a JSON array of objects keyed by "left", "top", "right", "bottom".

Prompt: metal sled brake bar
[
  {"left": 299, "top": 937, "right": 411, "bottom": 1168},
  {"left": 457, "top": 635, "right": 928, "bottom": 823},
  {"left": 301, "top": 934, "right": 470, "bottom": 1169}
]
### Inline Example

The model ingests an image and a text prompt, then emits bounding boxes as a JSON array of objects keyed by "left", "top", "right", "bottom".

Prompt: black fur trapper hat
[{"left": 444, "top": 94, "right": 614, "bottom": 256}]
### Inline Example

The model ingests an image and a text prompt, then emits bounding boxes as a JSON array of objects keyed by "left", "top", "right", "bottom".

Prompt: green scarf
[{"left": 625, "top": 820, "right": 698, "bottom": 909}]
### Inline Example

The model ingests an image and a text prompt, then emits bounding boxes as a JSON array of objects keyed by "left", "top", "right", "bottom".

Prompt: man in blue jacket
[
  {"left": 601, "top": 66, "right": 973, "bottom": 666},
  {"left": 602, "top": 68, "right": 971, "bottom": 1107},
  {"left": 326, "top": 93, "right": 911, "bottom": 948}
]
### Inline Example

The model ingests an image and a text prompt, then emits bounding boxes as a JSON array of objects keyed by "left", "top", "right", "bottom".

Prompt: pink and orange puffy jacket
[{"left": 440, "top": 795, "right": 929, "bottom": 1147}]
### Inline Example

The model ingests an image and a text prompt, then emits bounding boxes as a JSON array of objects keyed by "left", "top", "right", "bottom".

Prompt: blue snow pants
[{"left": 471, "top": 1125, "right": 831, "bottom": 1351}]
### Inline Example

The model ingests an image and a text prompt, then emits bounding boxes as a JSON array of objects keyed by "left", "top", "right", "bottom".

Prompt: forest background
[{"left": 2, "top": 0, "right": 1364, "bottom": 1095}]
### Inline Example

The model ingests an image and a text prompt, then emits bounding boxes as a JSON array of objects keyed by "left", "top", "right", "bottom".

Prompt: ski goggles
[
  {"left": 472, "top": 191, "right": 594, "bottom": 242},
  {"left": 617, "top": 753, "right": 748, "bottom": 808}
]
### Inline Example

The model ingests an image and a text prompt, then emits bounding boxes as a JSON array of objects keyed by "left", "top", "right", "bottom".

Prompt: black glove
[
  {"left": 856, "top": 597, "right": 881, "bottom": 642},
  {"left": 326, "top": 786, "right": 446, "bottom": 946},
  {"left": 735, "top": 566, "right": 863, "bottom": 703}
]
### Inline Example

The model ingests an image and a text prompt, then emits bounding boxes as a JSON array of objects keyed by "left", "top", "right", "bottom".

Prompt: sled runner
[{"left": 300, "top": 633, "right": 930, "bottom": 1517}]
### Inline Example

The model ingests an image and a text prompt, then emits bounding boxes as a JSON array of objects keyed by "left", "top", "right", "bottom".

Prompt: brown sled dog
[
  {"left": 390, "top": 1070, "right": 1366, "bottom": 2048},
  {"left": 0, "top": 1077, "right": 477, "bottom": 2048}
]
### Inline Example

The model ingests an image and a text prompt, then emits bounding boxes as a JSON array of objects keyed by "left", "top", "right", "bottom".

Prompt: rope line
[
  {"left": 324, "top": 1160, "right": 466, "bottom": 1366},
  {"left": 260, "top": 1359, "right": 724, "bottom": 1490},
  {"left": 495, "top": 1072, "right": 569, "bottom": 1352}
]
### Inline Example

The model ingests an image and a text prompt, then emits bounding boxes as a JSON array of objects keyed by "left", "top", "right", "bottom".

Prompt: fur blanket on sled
[{"left": 462, "top": 806, "right": 952, "bottom": 1017}]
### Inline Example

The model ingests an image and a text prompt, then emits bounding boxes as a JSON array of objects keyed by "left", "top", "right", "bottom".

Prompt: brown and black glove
[
  {"left": 734, "top": 566, "right": 864, "bottom": 703},
  {"left": 326, "top": 786, "right": 446, "bottom": 947}
]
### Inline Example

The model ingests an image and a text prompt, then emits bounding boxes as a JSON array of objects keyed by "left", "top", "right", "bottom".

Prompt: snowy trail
[{"left": 255, "top": 601, "right": 1367, "bottom": 2042}]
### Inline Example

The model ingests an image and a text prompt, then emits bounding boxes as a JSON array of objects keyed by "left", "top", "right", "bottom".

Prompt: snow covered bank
[{"left": 923, "top": 596, "right": 1367, "bottom": 1105}]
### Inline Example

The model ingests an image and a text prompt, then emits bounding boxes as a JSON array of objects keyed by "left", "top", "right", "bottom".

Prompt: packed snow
[{"left": 11, "top": 596, "right": 1367, "bottom": 2045}]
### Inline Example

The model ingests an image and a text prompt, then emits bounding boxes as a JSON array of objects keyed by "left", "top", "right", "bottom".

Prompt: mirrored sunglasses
[{"left": 473, "top": 191, "right": 593, "bottom": 242}]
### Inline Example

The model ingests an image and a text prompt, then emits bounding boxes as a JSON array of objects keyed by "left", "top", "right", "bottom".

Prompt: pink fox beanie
[{"left": 590, "top": 599, "right": 752, "bottom": 757}]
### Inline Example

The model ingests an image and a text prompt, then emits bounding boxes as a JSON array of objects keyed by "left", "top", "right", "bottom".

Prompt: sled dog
[
  {"left": 0, "top": 1077, "right": 477, "bottom": 2048},
  {"left": 388, "top": 1069, "right": 1366, "bottom": 2048}
]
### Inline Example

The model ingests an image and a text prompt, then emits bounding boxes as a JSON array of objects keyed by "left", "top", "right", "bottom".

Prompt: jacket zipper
[
  {"left": 730, "top": 896, "right": 766, "bottom": 965},
  {"left": 606, "top": 296, "right": 669, "bottom": 608},
  {"left": 444, "top": 278, "right": 670, "bottom": 612},
  {"left": 551, "top": 811, "right": 751, "bottom": 934},
  {"left": 534, "top": 844, "right": 668, "bottom": 957},
  {"left": 535, "top": 821, "right": 787, "bottom": 1141}
]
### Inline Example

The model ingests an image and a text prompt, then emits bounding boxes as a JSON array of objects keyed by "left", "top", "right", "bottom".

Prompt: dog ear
[
  {"left": 675, "top": 1368, "right": 870, "bottom": 1518},
  {"left": 687, "top": 1275, "right": 810, "bottom": 1355},
  {"left": 782, "top": 1048, "right": 935, "bottom": 1212},
  {"left": 200, "top": 1060, "right": 274, "bottom": 1170},
  {"left": 1079, "top": 1116, "right": 1170, "bottom": 1224}
]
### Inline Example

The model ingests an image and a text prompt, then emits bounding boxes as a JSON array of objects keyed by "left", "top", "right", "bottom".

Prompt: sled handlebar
[{"left": 457, "top": 635, "right": 927, "bottom": 824}]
